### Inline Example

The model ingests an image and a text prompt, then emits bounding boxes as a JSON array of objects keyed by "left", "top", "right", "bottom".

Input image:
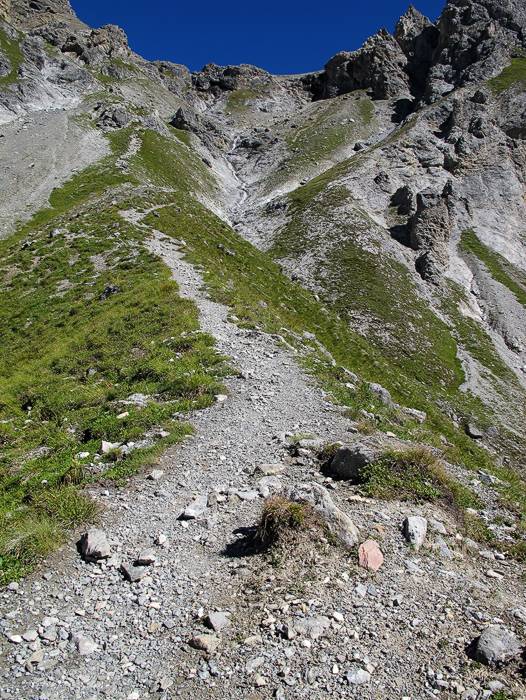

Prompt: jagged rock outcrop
[
  {"left": 61, "top": 24, "right": 131, "bottom": 66},
  {"left": 410, "top": 183, "right": 453, "bottom": 282},
  {"left": 395, "top": 6, "right": 439, "bottom": 95},
  {"left": 193, "top": 63, "right": 272, "bottom": 95},
  {"left": 426, "top": 0, "right": 526, "bottom": 99},
  {"left": 10, "top": 0, "right": 82, "bottom": 30},
  {"left": 154, "top": 60, "right": 192, "bottom": 95},
  {"left": 310, "top": 30, "right": 411, "bottom": 100}
]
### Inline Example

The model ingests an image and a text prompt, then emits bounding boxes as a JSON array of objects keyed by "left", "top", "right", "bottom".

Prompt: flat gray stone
[{"left": 121, "top": 563, "right": 149, "bottom": 582}]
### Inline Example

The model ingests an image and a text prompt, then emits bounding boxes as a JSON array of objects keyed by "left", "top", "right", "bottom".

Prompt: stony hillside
[{"left": 1, "top": 0, "right": 526, "bottom": 698}]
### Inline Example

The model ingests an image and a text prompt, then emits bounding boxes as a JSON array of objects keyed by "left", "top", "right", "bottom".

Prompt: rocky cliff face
[{"left": 1, "top": 2, "right": 526, "bottom": 695}]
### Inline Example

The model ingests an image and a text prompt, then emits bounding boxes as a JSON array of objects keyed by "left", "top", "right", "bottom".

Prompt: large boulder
[
  {"left": 95, "top": 104, "right": 133, "bottom": 130},
  {"left": 329, "top": 442, "right": 380, "bottom": 482},
  {"left": 410, "top": 183, "right": 453, "bottom": 283},
  {"left": 474, "top": 625, "right": 522, "bottom": 667},
  {"left": 327, "top": 436, "right": 404, "bottom": 482},
  {"left": 170, "top": 106, "right": 200, "bottom": 132},
  {"left": 402, "top": 515, "right": 428, "bottom": 550}
]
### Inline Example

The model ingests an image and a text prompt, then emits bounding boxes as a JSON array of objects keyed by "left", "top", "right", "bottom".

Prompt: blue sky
[{"left": 71, "top": 0, "right": 445, "bottom": 74}]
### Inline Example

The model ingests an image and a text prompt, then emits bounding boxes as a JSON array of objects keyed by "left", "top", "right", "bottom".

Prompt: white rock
[
  {"left": 180, "top": 493, "right": 208, "bottom": 519},
  {"left": 257, "top": 463, "right": 285, "bottom": 476},
  {"left": 285, "top": 483, "right": 359, "bottom": 549},
  {"left": 474, "top": 625, "right": 521, "bottom": 667},
  {"left": 22, "top": 630, "right": 38, "bottom": 642},
  {"left": 136, "top": 548, "right": 157, "bottom": 566},
  {"left": 148, "top": 469, "right": 164, "bottom": 481},
  {"left": 347, "top": 667, "right": 371, "bottom": 685},
  {"left": 101, "top": 440, "right": 121, "bottom": 454},
  {"left": 79, "top": 529, "right": 111, "bottom": 562},
  {"left": 72, "top": 633, "right": 98, "bottom": 656},
  {"left": 206, "top": 611, "right": 230, "bottom": 633},
  {"left": 429, "top": 518, "right": 447, "bottom": 535},
  {"left": 189, "top": 634, "right": 220, "bottom": 653},
  {"left": 402, "top": 516, "right": 428, "bottom": 550}
]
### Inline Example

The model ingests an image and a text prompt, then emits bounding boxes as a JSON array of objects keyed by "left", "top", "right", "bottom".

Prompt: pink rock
[{"left": 358, "top": 539, "right": 384, "bottom": 572}]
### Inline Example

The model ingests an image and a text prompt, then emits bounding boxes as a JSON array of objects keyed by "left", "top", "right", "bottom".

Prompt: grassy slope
[
  {"left": 0, "top": 126, "right": 227, "bottom": 583},
  {"left": 0, "top": 27, "right": 22, "bottom": 86},
  {"left": 2, "top": 78, "right": 526, "bottom": 583},
  {"left": 461, "top": 229, "right": 526, "bottom": 308},
  {"left": 243, "top": 129, "right": 526, "bottom": 547},
  {"left": 149, "top": 191, "right": 526, "bottom": 549},
  {"left": 489, "top": 56, "right": 526, "bottom": 94},
  {"left": 264, "top": 94, "right": 375, "bottom": 194},
  {"left": 273, "top": 188, "right": 463, "bottom": 395}
]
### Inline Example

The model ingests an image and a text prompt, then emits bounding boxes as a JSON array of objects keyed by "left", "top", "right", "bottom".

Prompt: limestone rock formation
[{"left": 310, "top": 30, "right": 411, "bottom": 100}]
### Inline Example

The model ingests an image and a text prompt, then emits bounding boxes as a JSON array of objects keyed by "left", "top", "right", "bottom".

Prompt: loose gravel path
[{"left": 0, "top": 218, "right": 353, "bottom": 700}]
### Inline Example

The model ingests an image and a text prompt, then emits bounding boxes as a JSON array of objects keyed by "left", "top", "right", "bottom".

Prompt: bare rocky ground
[
  {"left": 0, "top": 108, "right": 108, "bottom": 237},
  {"left": 0, "top": 215, "right": 525, "bottom": 700}
]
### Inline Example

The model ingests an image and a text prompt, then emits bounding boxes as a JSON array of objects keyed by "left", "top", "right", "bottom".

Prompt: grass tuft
[
  {"left": 257, "top": 496, "right": 322, "bottom": 548},
  {"left": 359, "top": 446, "right": 479, "bottom": 510}
]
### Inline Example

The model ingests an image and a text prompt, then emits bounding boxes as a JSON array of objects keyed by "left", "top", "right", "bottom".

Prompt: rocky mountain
[{"left": 1, "top": 0, "right": 526, "bottom": 698}]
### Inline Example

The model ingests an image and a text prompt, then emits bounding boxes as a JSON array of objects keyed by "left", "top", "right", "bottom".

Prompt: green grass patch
[
  {"left": 0, "top": 126, "right": 230, "bottom": 582},
  {"left": 489, "top": 57, "right": 526, "bottom": 94},
  {"left": 360, "top": 446, "right": 479, "bottom": 508},
  {"left": 264, "top": 94, "right": 375, "bottom": 194},
  {"left": 225, "top": 88, "right": 258, "bottom": 113},
  {"left": 272, "top": 188, "right": 463, "bottom": 396},
  {"left": 285, "top": 96, "right": 374, "bottom": 168},
  {"left": 461, "top": 229, "right": 526, "bottom": 308},
  {"left": 441, "top": 280, "right": 520, "bottom": 384},
  {"left": 0, "top": 28, "right": 23, "bottom": 87}
]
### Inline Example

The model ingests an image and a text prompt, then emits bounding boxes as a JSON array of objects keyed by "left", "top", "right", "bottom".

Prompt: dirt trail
[{"left": 0, "top": 216, "right": 353, "bottom": 699}]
